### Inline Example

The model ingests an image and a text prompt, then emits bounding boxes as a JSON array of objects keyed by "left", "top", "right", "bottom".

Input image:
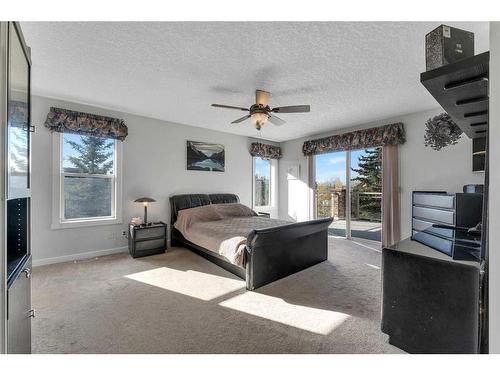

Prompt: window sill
[{"left": 51, "top": 217, "right": 123, "bottom": 230}]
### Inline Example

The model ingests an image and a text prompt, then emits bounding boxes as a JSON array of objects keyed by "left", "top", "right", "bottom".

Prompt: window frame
[
  {"left": 51, "top": 132, "right": 123, "bottom": 229},
  {"left": 252, "top": 156, "right": 276, "bottom": 214}
]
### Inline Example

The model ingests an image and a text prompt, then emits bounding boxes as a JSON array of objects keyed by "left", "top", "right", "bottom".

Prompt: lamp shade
[{"left": 134, "top": 197, "right": 156, "bottom": 203}]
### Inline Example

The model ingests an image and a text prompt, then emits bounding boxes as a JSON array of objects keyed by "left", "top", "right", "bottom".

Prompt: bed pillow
[
  {"left": 174, "top": 204, "right": 223, "bottom": 233},
  {"left": 213, "top": 203, "right": 257, "bottom": 218}
]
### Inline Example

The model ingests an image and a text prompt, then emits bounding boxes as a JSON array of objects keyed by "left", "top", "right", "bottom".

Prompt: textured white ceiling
[{"left": 21, "top": 22, "right": 489, "bottom": 142}]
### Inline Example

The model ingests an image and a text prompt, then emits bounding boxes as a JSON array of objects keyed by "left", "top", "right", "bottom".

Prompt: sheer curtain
[{"left": 381, "top": 145, "right": 401, "bottom": 247}]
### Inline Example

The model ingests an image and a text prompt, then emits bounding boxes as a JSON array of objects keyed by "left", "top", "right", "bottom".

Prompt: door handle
[
  {"left": 22, "top": 268, "right": 31, "bottom": 279},
  {"left": 22, "top": 124, "right": 35, "bottom": 132},
  {"left": 28, "top": 309, "right": 35, "bottom": 318}
]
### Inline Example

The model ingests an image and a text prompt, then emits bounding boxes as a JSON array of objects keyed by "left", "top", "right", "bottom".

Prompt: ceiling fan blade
[
  {"left": 268, "top": 114, "right": 286, "bottom": 126},
  {"left": 272, "top": 105, "right": 310, "bottom": 113},
  {"left": 212, "top": 104, "right": 249, "bottom": 111},
  {"left": 231, "top": 114, "right": 251, "bottom": 124}
]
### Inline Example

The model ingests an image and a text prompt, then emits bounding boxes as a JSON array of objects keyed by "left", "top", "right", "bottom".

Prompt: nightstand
[{"left": 128, "top": 222, "right": 167, "bottom": 258}]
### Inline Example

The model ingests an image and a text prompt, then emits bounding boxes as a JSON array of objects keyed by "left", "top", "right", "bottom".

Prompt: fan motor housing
[{"left": 249, "top": 103, "right": 270, "bottom": 115}]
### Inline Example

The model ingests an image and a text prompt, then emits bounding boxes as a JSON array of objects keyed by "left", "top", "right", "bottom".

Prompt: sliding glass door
[
  {"left": 314, "top": 152, "right": 348, "bottom": 235},
  {"left": 350, "top": 148, "right": 382, "bottom": 241},
  {"left": 314, "top": 147, "right": 382, "bottom": 242}
]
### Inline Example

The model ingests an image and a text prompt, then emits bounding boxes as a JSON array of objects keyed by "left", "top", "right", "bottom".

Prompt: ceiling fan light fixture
[
  {"left": 211, "top": 89, "right": 310, "bottom": 130},
  {"left": 251, "top": 112, "right": 268, "bottom": 130}
]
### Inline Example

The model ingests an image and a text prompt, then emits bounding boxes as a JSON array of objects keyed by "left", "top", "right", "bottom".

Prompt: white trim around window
[
  {"left": 51, "top": 132, "right": 123, "bottom": 229},
  {"left": 252, "top": 156, "right": 278, "bottom": 217}
]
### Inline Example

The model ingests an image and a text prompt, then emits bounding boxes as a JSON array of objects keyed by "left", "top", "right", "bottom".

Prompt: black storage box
[{"left": 425, "top": 24, "right": 474, "bottom": 71}]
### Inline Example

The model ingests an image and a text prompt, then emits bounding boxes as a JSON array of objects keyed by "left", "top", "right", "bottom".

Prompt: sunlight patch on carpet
[
  {"left": 125, "top": 267, "right": 244, "bottom": 301},
  {"left": 219, "top": 292, "right": 350, "bottom": 335}
]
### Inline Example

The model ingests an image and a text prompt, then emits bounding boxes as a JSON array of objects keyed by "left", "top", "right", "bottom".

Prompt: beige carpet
[{"left": 32, "top": 237, "right": 403, "bottom": 354}]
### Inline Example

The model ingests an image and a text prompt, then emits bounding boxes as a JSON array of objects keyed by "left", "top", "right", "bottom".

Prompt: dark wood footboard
[{"left": 245, "top": 217, "right": 333, "bottom": 290}]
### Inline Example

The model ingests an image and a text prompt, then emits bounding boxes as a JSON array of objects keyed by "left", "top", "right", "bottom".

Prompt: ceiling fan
[{"left": 211, "top": 89, "right": 310, "bottom": 130}]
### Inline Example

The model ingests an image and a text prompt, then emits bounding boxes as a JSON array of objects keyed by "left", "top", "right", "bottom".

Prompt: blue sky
[{"left": 315, "top": 149, "right": 369, "bottom": 184}]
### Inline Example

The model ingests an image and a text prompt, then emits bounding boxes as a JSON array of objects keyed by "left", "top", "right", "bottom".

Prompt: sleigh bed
[{"left": 169, "top": 193, "right": 332, "bottom": 290}]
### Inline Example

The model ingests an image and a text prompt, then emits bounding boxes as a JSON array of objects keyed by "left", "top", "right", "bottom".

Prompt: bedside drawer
[
  {"left": 413, "top": 193, "right": 455, "bottom": 209},
  {"left": 135, "top": 238, "right": 166, "bottom": 252},
  {"left": 413, "top": 206, "right": 455, "bottom": 225},
  {"left": 135, "top": 227, "right": 165, "bottom": 239},
  {"left": 129, "top": 222, "right": 167, "bottom": 258}
]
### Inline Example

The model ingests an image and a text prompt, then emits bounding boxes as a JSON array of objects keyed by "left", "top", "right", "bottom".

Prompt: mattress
[{"left": 173, "top": 203, "right": 290, "bottom": 266}]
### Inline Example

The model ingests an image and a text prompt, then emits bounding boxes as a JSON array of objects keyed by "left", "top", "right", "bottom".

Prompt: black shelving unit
[
  {"left": 420, "top": 52, "right": 490, "bottom": 353},
  {"left": 420, "top": 51, "right": 489, "bottom": 139}
]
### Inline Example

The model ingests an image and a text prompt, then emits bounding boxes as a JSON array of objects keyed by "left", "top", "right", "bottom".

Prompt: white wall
[
  {"left": 278, "top": 108, "right": 484, "bottom": 240},
  {"left": 31, "top": 95, "right": 254, "bottom": 264},
  {"left": 489, "top": 21, "right": 500, "bottom": 354}
]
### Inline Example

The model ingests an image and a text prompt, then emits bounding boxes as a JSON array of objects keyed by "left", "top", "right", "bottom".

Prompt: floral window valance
[
  {"left": 44, "top": 107, "right": 128, "bottom": 141},
  {"left": 250, "top": 142, "right": 282, "bottom": 160},
  {"left": 302, "top": 122, "right": 405, "bottom": 156}
]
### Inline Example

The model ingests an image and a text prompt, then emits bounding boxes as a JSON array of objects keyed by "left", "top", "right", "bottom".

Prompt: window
[
  {"left": 52, "top": 133, "right": 122, "bottom": 228},
  {"left": 253, "top": 157, "right": 272, "bottom": 210}
]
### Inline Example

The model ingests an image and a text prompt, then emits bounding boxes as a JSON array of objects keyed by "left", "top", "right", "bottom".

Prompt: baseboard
[{"left": 32, "top": 246, "right": 128, "bottom": 267}]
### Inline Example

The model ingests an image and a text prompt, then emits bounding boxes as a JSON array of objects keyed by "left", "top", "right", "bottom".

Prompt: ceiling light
[{"left": 251, "top": 112, "right": 269, "bottom": 130}]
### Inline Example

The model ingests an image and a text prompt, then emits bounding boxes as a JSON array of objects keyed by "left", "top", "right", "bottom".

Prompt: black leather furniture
[{"left": 170, "top": 193, "right": 333, "bottom": 290}]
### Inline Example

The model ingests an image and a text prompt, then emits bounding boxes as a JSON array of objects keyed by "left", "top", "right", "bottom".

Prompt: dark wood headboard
[{"left": 169, "top": 193, "right": 239, "bottom": 225}]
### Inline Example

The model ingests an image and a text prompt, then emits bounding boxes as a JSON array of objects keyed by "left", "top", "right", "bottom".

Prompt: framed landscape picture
[{"left": 187, "top": 141, "right": 225, "bottom": 172}]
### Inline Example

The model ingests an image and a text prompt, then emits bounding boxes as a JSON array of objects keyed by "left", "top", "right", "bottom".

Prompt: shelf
[{"left": 421, "top": 52, "right": 489, "bottom": 139}]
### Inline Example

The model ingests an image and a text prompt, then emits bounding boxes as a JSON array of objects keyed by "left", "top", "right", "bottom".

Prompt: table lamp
[{"left": 134, "top": 197, "right": 156, "bottom": 225}]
